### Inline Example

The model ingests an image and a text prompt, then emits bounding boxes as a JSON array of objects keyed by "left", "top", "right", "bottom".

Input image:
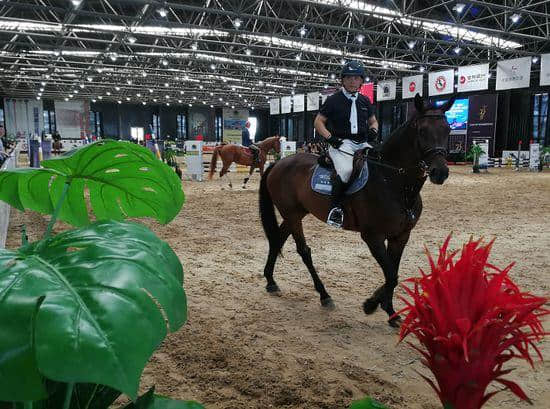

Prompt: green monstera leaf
[
  {"left": 349, "top": 396, "right": 390, "bottom": 409},
  {"left": 0, "top": 220, "right": 186, "bottom": 402},
  {"left": 0, "top": 140, "right": 184, "bottom": 226}
]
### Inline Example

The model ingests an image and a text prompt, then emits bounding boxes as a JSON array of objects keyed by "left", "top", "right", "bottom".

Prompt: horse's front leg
[{"left": 361, "top": 232, "right": 409, "bottom": 327}]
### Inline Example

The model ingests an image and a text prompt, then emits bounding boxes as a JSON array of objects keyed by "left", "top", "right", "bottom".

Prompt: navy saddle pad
[{"left": 310, "top": 162, "right": 369, "bottom": 196}]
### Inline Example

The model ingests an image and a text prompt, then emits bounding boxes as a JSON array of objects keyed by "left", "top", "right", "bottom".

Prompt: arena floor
[{"left": 6, "top": 165, "right": 550, "bottom": 409}]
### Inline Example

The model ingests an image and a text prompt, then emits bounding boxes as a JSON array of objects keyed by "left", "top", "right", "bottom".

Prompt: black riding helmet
[{"left": 340, "top": 60, "right": 366, "bottom": 80}]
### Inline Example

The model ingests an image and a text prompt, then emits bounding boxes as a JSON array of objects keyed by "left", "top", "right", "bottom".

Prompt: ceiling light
[
  {"left": 127, "top": 35, "right": 137, "bottom": 44},
  {"left": 106, "top": 91, "right": 111, "bottom": 95},
  {"left": 36, "top": 97, "right": 41, "bottom": 100},
  {"left": 199, "top": 85, "right": 204, "bottom": 89},
  {"left": 193, "top": 96, "right": 197, "bottom": 100},
  {"left": 38, "top": 93, "right": 42, "bottom": 96},
  {"left": 149, "top": 88, "right": 153, "bottom": 93},
  {"left": 324, "top": 84, "right": 328, "bottom": 89},
  {"left": 165, "top": 95, "right": 170, "bottom": 99},
  {"left": 178, "top": 99, "right": 182, "bottom": 103},
  {"left": 136, "top": 93, "right": 141, "bottom": 97},
  {"left": 191, "top": 42, "right": 198, "bottom": 50},
  {"left": 189, "top": 103, "right": 192, "bottom": 107},
  {"left": 127, "top": 80, "right": 132, "bottom": 85},
  {"left": 40, "top": 87, "right": 44, "bottom": 92},
  {"left": 157, "top": 8, "right": 168, "bottom": 17},
  {"left": 92, "top": 99, "right": 96, "bottom": 102},
  {"left": 79, "top": 84, "right": 85, "bottom": 88},
  {"left": 126, "top": 97, "right": 130, "bottom": 101},
  {"left": 141, "top": 71, "right": 147, "bottom": 77},
  {"left": 117, "top": 100, "right": 122, "bottom": 104},
  {"left": 115, "top": 86, "right": 120, "bottom": 91},
  {"left": 356, "top": 34, "right": 364, "bottom": 43},
  {"left": 254, "top": 68, "right": 259, "bottom": 73},
  {"left": 366, "top": 77, "right": 370, "bottom": 82},
  {"left": 454, "top": 46, "right": 462, "bottom": 54},
  {"left": 180, "top": 90, "right": 184, "bottom": 94},
  {"left": 340, "top": 58, "right": 346, "bottom": 65},
  {"left": 510, "top": 13, "right": 521, "bottom": 24},
  {"left": 71, "top": 0, "right": 82, "bottom": 6},
  {"left": 245, "top": 49, "right": 252, "bottom": 56},
  {"left": 142, "top": 102, "right": 146, "bottom": 105},
  {"left": 64, "top": 97, "right": 69, "bottom": 101},
  {"left": 292, "top": 82, "right": 296, "bottom": 87},
  {"left": 166, "top": 103, "right": 170, "bottom": 106},
  {"left": 53, "top": 50, "right": 61, "bottom": 56},
  {"left": 218, "top": 97, "right": 223, "bottom": 101},
  {"left": 295, "top": 53, "right": 301, "bottom": 61},
  {"left": 419, "top": 66, "right": 426, "bottom": 72},
  {"left": 532, "top": 56, "right": 539, "bottom": 63},
  {"left": 164, "top": 82, "right": 169, "bottom": 87},
  {"left": 259, "top": 81, "right": 264, "bottom": 86},
  {"left": 87, "top": 76, "right": 93, "bottom": 82},
  {"left": 210, "top": 64, "right": 216, "bottom": 70},
  {"left": 153, "top": 98, "right": 157, "bottom": 102},
  {"left": 96, "top": 68, "right": 103, "bottom": 73},
  {"left": 161, "top": 58, "right": 168, "bottom": 66},
  {"left": 407, "top": 40, "right": 416, "bottom": 49},
  {"left": 209, "top": 92, "right": 213, "bottom": 96},
  {"left": 41, "top": 81, "right": 46, "bottom": 86},
  {"left": 202, "top": 101, "right": 206, "bottom": 104},
  {"left": 225, "top": 102, "right": 229, "bottom": 105},
  {"left": 233, "top": 18, "right": 242, "bottom": 28},
  {"left": 299, "top": 26, "right": 307, "bottom": 37},
  {"left": 210, "top": 104, "right": 214, "bottom": 108},
  {"left": 330, "top": 73, "right": 336, "bottom": 79},
  {"left": 109, "top": 53, "right": 117, "bottom": 61},
  {"left": 231, "top": 105, "right": 235, "bottom": 109},
  {"left": 98, "top": 96, "right": 103, "bottom": 100},
  {"left": 453, "top": 3, "right": 465, "bottom": 14},
  {"left": 222, "top": 78, "right": 227, "bottom": 83}
]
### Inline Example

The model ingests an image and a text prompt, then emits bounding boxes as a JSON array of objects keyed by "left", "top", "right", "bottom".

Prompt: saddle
[{"left": 311, "top": 147, "right": 374, "bottom": 196}]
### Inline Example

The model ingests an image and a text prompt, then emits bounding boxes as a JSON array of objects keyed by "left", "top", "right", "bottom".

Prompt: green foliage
[
  {"left": 164, "top": 148, "right": 177, "bottom": 167},
  {"left": 349, "top": 396, "right": 390, "bottom": 409},
  {"left": 465, "top": 144, "right": 485, "bottom": 162},
  {"left": 0, "top": 140, "right": 184, "bottom": 226}
]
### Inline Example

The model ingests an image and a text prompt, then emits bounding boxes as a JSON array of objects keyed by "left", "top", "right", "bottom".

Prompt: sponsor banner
[
  {"left": 529, "top": 143, "right": 540, "bottom": 170},
  {"left": 222, "top": 108, "right": 248, "bottom": 144},
  {"left": 293, "top": 94, "right": 305, "bottom": 112},
  {"left": 540, "top": 54, "right": 550, "bottom": 86},
  {"left": 376, "top": 80, "right": 396, "bottom": 101},
  {"left": 54, "top": 100, "right": 90, "bottom": 139},
  {"left": 457, "top": 63, "right": 489, "bottom": 92},
  {"left": 281, "top": 141, "right": 296, "bottom": 158},
  {"left": 496, "top": 57, "right": 531, "bottom": 90},
  {"left": 307, "top": 92, "right": 319, "bottom": 111},
  {"left": 429, "top": 69, "right": 455, "bottom": 96},
  {"left": 467, "top": 94, "right": 497, "bottom": 156},
  {"left": 402, "top": 74, "right": 423, "bottom": 99},
  {"left": 269, "top": 98, "right": 280, "bottom": 115},
  {"left": 189, "top": 106, "right": 215, "bottom": 141},
  {"left": 477, "top": 140, "right": 489, "bottom": 169},
  {"left": 281, "top": 96, "right": 292, "bottom": 114},
  {"left": 359, "top": 83, "right": 374, "bottom": 103},
  {"left": 184, "top": 140, "right": 203, "bottom": 181}
]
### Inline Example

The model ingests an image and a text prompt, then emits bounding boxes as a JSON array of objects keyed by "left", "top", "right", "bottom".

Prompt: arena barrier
[
  {"left": 0, "top": 144, "right": 19, "bottom": 248},
  {"left": 486, "top": 157, "right": 530, "bottom": 168}
]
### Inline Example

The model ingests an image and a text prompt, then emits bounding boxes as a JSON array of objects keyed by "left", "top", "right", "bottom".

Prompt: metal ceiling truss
[{"left": 0, "top": 0, "right": 549, "bottom": 108}]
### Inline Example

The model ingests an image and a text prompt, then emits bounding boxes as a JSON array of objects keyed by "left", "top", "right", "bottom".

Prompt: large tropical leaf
[
  {"left": 0, "top": 140, "right": 184, "bottom": 226},
  {"left": 122, "top": 388, "right": 204, "bottom": 409},
  {"left": 0, "top": 220, "right": 187, "bottom": 402},
  {"left": 349, "top": 396, "right": 390, "bottom": 409}
]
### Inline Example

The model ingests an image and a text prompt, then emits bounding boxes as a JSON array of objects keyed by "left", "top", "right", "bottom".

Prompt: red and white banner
[
  {"left": 429, "top": 69, "right": 455, "bottom": 96},
  {"left": 359, "top": 83, "right": 374, "bottom": 103},
  {"left": 496, "top": 57, "right": 531, "bottom": 90},
  {"left": 540, "top": 54, "right": 550, "bottom": 86},
  {"left": 457, "top": 63, "right": 489, "bottom": 92},
  {"left": 402, "top": 75, "right": 423, "bottom": 99},
  {"left": 376, "top": 80, "right": 396, "bottom": 101}
]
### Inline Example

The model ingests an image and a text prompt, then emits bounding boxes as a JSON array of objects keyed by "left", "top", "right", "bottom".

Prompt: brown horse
[
  {"left": 259, "top": 94, "right": 455, "bottom": 327},
  {"left": 209, "top": 136, "right": 281, "bottom": 188}
]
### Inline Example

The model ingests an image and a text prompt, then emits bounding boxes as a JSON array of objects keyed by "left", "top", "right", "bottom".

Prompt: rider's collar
[{"left": 341, "top": 87, "right": 358, "bottom": 99}]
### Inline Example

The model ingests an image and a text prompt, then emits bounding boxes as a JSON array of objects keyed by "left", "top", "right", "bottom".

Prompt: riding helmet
[{"left": 340, "top": 60, "right": 366, "bottom": 79}]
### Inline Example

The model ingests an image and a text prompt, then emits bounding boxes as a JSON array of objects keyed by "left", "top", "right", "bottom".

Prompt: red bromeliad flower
[{"left": 396, "top": 236, "right": 548, "bottom": 409}]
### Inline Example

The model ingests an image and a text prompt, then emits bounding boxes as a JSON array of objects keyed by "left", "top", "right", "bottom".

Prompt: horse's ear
[
  {"left": 414, "top": 93, "right": 425, "bottom": 113},
  {"left": 440, "top": 94, "right": 457, "bottom": 112}
]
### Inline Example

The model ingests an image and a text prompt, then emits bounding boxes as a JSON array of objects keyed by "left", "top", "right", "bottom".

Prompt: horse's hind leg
[
  {"left": 219, "top": 164, "right": 233, "bottom": 189},
  {"left": 290, "top": 219, "right": 334, "bottom": 308},
  {"left": 242, "top": 166, "right": 254, "bottom": 189},
  {"left": 264, "top": 220, "right": 291, "bottom": 293}
]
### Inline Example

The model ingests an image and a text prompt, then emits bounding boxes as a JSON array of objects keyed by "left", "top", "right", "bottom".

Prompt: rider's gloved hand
[
  {"left": 326, "top": 135, "right": 343, "bottom": 149},
  {"left": 367, "top": 128, "right": 379, "bottom": 143}
]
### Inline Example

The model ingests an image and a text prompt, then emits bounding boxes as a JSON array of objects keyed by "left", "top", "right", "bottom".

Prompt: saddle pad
[{"left": 310, "top": 162, "right": 369, "bottom": 196}]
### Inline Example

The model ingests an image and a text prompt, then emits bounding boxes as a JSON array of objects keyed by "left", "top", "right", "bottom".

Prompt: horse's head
[
  {"left": 412, "top": 93, "right": 455, "bottom": 185},
  {"left": 273, "top": 135, "right": 282, "bottom": 153}
]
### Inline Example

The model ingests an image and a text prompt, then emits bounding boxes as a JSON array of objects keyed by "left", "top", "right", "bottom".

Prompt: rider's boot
[{"left": 327, "top": 175, "right": 347, "bottom": 228}]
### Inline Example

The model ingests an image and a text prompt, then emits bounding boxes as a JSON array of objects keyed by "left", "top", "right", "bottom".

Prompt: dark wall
[{"left": 250, "top": 108, "right": 269, "bottom": 141}]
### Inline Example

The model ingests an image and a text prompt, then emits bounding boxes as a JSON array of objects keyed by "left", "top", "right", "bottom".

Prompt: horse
[
  {"left": 259, "top": 94, "right": 455, "bottom": 327},
  {"left": 208, "top": 136, "right": 282, "bottom": 188}
]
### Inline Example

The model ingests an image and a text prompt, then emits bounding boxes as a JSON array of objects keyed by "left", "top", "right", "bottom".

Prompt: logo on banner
[
  {"left": 409, "top": 82, "right": 416, "bottom": 92},
  {"left": 460, "top": 75, "right": 466, "bottom": 84},
  {"left": 435, "top": 76, "right": 446, "bottom": 91},
  {"left": 383, "top": 85, "right": 390, "bottom": 97}
]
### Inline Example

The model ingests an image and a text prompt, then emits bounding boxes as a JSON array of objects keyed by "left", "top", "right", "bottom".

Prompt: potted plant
[
  {"left": 539, "top": 146, "right": 550, "bottom": 171},
  {"left": 466, "top": 143, "right": 485, "bottom": 173},
  {"left": 0, "top": 140, "right": 201, "bottom": 408}
]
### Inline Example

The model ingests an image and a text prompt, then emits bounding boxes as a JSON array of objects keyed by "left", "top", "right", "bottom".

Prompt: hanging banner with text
[
  {"left": 293, "top": 94, "right": 305, "bottom": 112},
  {"left": 467, "top": 94, "right": 497, "bottom": 156},
  {"left": 402, "top": 75, "right": 423, "bottom": 99},
  {"left": 307, "top": 92, "right": 319, "bottom": 111},
  {"left": 54, "top": 100, "right": 90, "bottom": 139},
  {"left": 429, "top": 69, "right": 455, "bottom": 96},
  {"left": 3, "top": 98, "right": 44, "bottom": 138},
  {"left": 281, "top": 96, "right": 292, "bottom": 114},
  {"left": 496, "top": 57, "right": 531, "bottom": 90},
  {"left": 223, "top": 108, "right": 249, "bottom": 144},
  {"left": 457, "top": 63, "right": 489, "bottom": 93},
  {"left": 376, "top": 80, "right": 396, "bottom": 101},
  {"left": 540, "top": 54, "right": 550, "bottom": 86},
  {"left": 269, "top": 98, "right": 280, "bottom": 115}
]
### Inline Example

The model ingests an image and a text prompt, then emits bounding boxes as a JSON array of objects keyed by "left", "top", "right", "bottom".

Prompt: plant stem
[
  {"left": 84, "top": 384, "right": 99, "bottom": 409},
  {"left": 63, "top": 382, "right": 74, "bottom": 409},
  {"left": 43, "top": 181, "right": 71, "bottom": 240}
]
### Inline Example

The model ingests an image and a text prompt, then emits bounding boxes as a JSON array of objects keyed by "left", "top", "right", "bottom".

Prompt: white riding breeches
[{"left": 328, "top": 139, "right": 372, "bottom": 183}]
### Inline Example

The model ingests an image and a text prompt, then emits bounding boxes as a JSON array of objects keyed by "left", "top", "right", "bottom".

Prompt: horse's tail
[
  {"left": 259, "top": 163, "right": 280, "bottom": 252},
  {"left": 208, "top": 146, "right": 221, "bottom": 180}
]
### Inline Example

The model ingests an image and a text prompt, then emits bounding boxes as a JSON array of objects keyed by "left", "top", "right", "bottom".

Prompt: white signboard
[
  {"left": 402, "top": 75, "right": 423, "bottom": 99},
  {"left": 496, "top": 57, "right": 531, "bottom": 90},
  {"left": 281, "top": 141, "right": 296, "bottom": 158},
  {"left": 429, "top": 69, "right": 455, "bottom": 96},
  {"left": 184, "top": 140, "right": 203, "bottom": 181},
  {"left": 293, "top": 94, "right": 305, "bottom": 112},
  {"left": 3, "top": 98, "right": 44, "bottom": 138},
  {"left": 307, "top": 92, "right": 320, "bottom": 111},
  {"left": 281, "top": 96, "right": 292, "bottom": 114},
  {"left": 529, "top": 143, "right": 540, "bottom": 170},
  {"left": 540, "top": 54, "right": 550, "bottom": 86},
  {"left": 269, "top": 98, "right": 280, "bottom": 115},
  {"left": 457, "top": 63, "right": 489, "bottom": 92},
  {"left": 477, "top": 140, "right": 489, "bottom": 169},
  {"left": 376, "top": 80, "right": 396, "bottom": 101}
]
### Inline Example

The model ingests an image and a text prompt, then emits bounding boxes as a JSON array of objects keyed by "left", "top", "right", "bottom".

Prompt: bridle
[{"left": 411, "top": 113, "right": 449, "bottom": 174}]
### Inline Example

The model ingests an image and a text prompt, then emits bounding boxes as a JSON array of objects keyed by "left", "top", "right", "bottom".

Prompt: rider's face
[{"left": 342, "top": 75, "right": 363, "bottom": 93}]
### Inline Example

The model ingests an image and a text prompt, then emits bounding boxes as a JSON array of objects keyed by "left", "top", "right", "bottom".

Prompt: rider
[
  {"left": 313, "top": 60, "right": 379, "bottom": 228},
  {"left": 242, "top": 121, "right": 260, "bottom": 164}
]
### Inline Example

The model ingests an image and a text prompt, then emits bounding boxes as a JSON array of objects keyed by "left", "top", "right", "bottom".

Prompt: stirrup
[{"left": 327, "top": 207, "right": 344, "bottom": 228}]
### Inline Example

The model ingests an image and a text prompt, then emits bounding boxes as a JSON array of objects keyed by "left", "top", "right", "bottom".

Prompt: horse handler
[{"left": 313, "top": 60, "right": 379, "bottom": 228}]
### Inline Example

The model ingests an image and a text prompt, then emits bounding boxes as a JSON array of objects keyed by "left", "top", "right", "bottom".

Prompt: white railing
[{"left": 0, "top": 144, "right": 19, "bottom": 248}]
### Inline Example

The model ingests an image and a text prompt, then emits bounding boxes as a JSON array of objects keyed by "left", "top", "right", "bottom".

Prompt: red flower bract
[{"left": 396, "top": 235, "right": 548, "bottom": 409}]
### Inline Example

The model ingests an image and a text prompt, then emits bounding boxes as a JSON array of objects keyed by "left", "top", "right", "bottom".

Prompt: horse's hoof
[
  {"left": 388, "top": 315, "right": 402, "bottom": 328},
  {"left": 321, "top": 297, "right": 335, "bottom": 309},
  {"left": 363, "top": 299, "right": 379, "bottom": 315},
  {"left": 266, "top": 283, "right": 280, "bottom": 293}
]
